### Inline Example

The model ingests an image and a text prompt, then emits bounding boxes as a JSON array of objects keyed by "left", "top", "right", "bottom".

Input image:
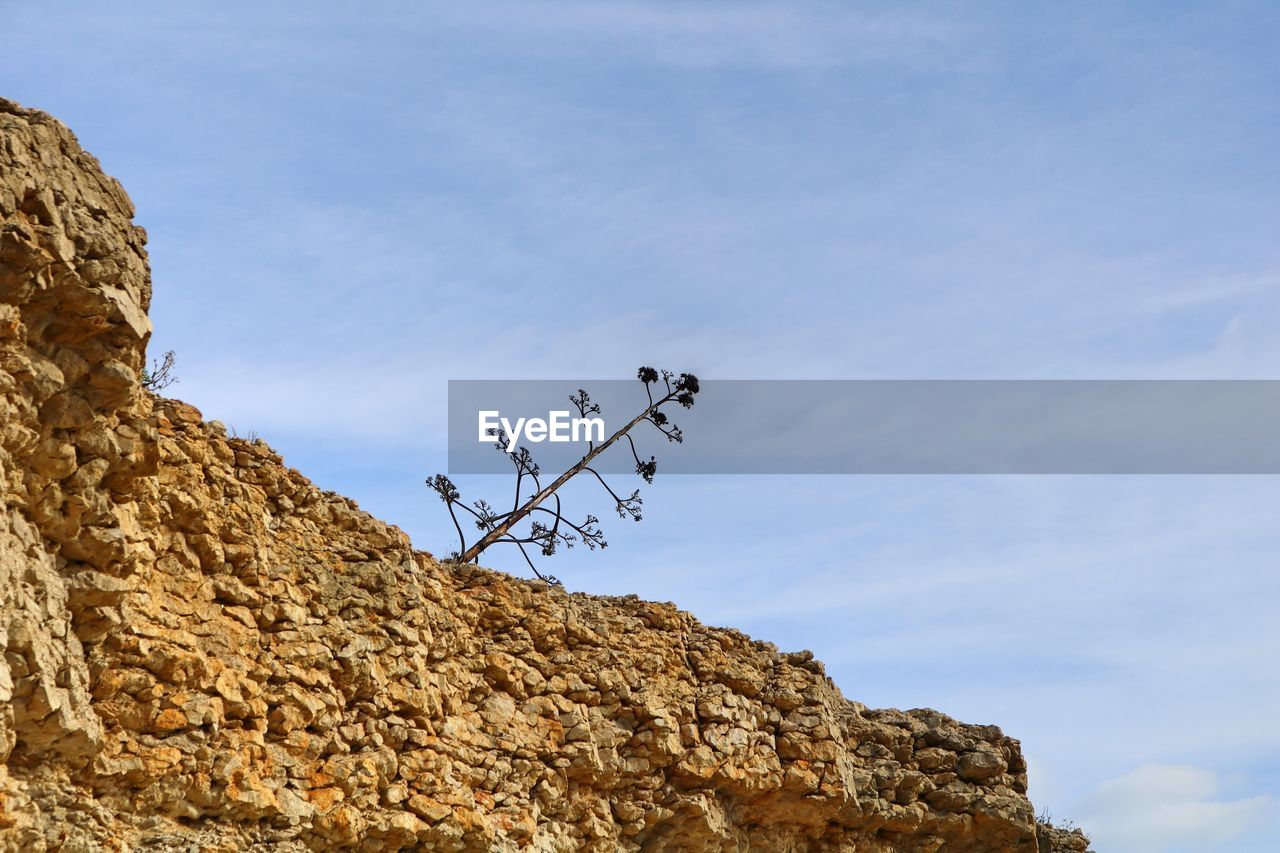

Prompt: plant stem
[{"left": 460, "top": 392, "right": 673, "bottom": 563}]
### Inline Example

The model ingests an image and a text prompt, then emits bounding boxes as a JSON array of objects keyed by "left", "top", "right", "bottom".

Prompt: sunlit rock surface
[{"left": 0, "top": 98, "right": 1090, "bottom": 852}]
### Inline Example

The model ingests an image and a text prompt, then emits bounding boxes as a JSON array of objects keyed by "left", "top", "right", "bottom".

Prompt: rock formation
[{"left": 0, "top": 98, "right": 1091, "bottom": 852}]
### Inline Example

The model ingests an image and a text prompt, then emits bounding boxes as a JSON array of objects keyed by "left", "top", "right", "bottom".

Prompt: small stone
[
  {"left": 407, "top": 795, "right": 452, "bottom": 823},
  {"left": 957, "top": 749, "right": 1007, "bottom": 782},
  {"left": 153, "top": 708, "right": 187, "bottom": 731}
]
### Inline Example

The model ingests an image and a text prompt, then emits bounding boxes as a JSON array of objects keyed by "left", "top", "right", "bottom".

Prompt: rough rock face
[{"left": 0, "top": 98, "right": 1091, "bottom": 852}]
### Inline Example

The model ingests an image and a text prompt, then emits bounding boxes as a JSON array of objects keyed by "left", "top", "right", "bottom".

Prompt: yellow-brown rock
[{"left": 0, "top": 98, "right": 1090, "bottom": 852}]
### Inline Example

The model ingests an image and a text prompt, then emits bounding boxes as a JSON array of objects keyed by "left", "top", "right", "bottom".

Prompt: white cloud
[{"left": 1076, "top": 764, "right": 1271, "bottom": 853}]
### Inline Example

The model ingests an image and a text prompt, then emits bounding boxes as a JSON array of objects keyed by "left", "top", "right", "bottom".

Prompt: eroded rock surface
[{"left": 0, "top": 98, "right": 1091, "bottom": 852}]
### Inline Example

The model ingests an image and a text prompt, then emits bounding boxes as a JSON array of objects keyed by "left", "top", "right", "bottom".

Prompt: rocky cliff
[{"left": 0, "top": 98, "right": 1090, "bottom": 852}]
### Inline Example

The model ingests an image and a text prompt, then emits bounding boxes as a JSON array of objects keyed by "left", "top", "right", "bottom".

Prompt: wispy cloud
[{"left": 1076, "top": 764, "right": 1272, "bottom": 852}]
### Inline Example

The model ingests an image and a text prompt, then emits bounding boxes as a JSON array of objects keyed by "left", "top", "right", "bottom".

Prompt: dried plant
[
  {"left": 141, "top": 350, "right": 178, "bottom": 391},
  {"left": 428, "top": 367, "right": 699, "bottom": 583}
]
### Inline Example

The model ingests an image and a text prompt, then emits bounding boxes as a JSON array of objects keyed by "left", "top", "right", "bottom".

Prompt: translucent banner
[{"left": 448, "top": 380, "right": 1280, "bottom": 474}]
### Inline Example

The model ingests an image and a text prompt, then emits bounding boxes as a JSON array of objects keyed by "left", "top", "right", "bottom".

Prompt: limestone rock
[{"left": 0, "top": 97, "right": 1091, "bottom": 852}]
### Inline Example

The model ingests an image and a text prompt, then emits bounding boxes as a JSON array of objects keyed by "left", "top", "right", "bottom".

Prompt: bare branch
[
  {"left": 141, "top": 350, "right": 178, "bottom": 391},
  {"left": 429, "top": 365, "right": 698, "bottom": 581}
]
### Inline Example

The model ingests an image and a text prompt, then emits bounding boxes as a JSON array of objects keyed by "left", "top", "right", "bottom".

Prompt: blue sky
[{"left": 7, "top": 2, "right": 1280, "bottom": 849}]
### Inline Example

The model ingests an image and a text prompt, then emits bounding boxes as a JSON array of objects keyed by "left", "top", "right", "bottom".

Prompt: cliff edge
[{"left": 0, "top": 98, "right": 1090, "bottom": 852}]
